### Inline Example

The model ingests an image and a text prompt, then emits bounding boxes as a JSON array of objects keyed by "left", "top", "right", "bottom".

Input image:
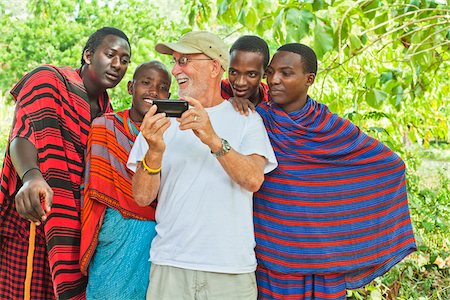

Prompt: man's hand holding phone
[
  {"left": 141, "top": 105, "right": 171, "bottom": 154},
  {"left": 178, "top": 97, "right": 220, "bottom": 149},
  {"left": 149, "top": 99, "right": 189, "bottom": 118}
]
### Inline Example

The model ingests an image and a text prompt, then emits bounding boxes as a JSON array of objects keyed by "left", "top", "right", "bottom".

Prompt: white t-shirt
[{"left": 128, "top": 100, "right": 277, "bottom": 273}]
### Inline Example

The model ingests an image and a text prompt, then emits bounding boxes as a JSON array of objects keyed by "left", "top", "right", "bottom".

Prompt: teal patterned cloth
[{"left": 86, "top": 208, "right": 156, "bottom": 299}]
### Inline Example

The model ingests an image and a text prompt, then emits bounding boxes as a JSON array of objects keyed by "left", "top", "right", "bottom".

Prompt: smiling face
[
  {"left": 83, "top": 34, "right": 131, "bottom": 90},
  {"left": 171, "top": 52, "right": 213, "bottom": 100},
  {"left": 228, "top": 50, "right": 265, "bottom": 104},
  {"left": 128, "top": 63, "right": 171, "bottom": 122},
  {"left": 266, "top": 51, "right": 315, "bottom": 113}
]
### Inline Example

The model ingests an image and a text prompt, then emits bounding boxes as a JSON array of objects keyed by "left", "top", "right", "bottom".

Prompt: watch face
[
  {"left": 223, "top": 139, "right": 231, "bottom": 151},
  {"left": 212, "top": 138, "right": 231, "bottom": 157}
]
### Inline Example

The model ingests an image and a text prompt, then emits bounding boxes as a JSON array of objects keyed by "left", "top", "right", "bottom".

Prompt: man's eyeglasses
[{"left": 171, "top": 56, "right": 213, "bottom": 67}]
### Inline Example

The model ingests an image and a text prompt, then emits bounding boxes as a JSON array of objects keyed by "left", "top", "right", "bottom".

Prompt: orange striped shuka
[{"left": 80, "top": 110, "right": 156, "bottom": 275}]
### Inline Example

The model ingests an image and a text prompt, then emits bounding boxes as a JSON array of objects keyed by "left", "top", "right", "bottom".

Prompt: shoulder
[
  {"left": 221, "top": 78, "right": 230, "bottom": 87},
  {"left": 22, "top": 65, "right": 62, "bottom": 83},
  {"left": 260, "top": 82, "right": 269, "bottom": 93},
  {"left": 228, "top": 101, "right": 264, "bottom": 125},
  {"left": 27, "top": 65, "right": 71, "bottom": 81},
  {"left": 220, "top": 79, "right": 233, "bottom": 100},
  {"left": 246, "top": 109, "right": 264, "bottom": 124},
  {"left": 91, "top": 111, "right": 120, "bottom": 126},
  {"left": 10, "top": 65, "right": 69, "bottom": 101},
  {"left": 15, "top": 65, "right": 73, "bottom": 87}
]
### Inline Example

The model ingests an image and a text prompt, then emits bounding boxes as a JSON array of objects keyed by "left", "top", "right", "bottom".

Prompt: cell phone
[{"left": 152, "top": 99, "right": 189, "bottom": 118}]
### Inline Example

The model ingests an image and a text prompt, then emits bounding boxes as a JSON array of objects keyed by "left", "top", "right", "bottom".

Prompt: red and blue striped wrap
[{"left": 254, "top": 97, "right": 416, "bottom": 299}]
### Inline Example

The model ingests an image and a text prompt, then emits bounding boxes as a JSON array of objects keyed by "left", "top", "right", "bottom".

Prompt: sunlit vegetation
[{"left": 0, "top": 1, "right": 449, "bottom": 298}]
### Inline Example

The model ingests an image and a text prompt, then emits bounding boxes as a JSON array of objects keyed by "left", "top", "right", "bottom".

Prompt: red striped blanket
[{"left": 0, "top": 65, "right": 112, "bottom": 299}]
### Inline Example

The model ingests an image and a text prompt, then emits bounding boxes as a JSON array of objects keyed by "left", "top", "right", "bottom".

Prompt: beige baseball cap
[{"left": 155, "top": 31, "right": 229, "bottom": 71}]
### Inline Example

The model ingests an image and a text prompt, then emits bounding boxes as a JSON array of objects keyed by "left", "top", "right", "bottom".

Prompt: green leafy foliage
[
  {"left": 0, "top": 0, "right": 189, "bottom": 110},
  {"left": 0, "top": 1, "right": 449, "bottom": 297}
]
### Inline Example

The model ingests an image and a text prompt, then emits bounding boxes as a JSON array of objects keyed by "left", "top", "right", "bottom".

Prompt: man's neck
[
  {"left": 203, "top": 96, "right": 224, "bottom": 108},
  {"left": 80, "top": 66, "right": 102, "bottom": 102},
  {"left": 248, "top": 86, "right": 261, "bottom": 106},
  {"left": 128, "top": 108, "right": 143, "bottom": 123},
  {"left": 196, "top": 83, "right": 224, "bottom": 108}
]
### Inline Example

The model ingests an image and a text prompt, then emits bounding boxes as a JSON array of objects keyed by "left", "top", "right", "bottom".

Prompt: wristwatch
[{"left": 211, "top": 138, "right": 231, "bottom": 158}]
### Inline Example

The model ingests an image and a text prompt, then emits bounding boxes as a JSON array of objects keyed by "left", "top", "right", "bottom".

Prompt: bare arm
[
  {"left": 132, "top": 105, "right": 170, "bottom": 206},
  {"left": 179, "top": 97, "right": 266, "bottom": 192},
  {"left": 132, "top": 150, "right": 163, "bottom": 206},
  {"left": 215, "top": 147, "right": 266, "bottom": 192},
  {"left": 10, "top": 137, "right": 53, "bottom": 224}
]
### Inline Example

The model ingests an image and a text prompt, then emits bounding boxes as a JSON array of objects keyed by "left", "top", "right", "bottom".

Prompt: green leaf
[
  {"left": 188, "top": 8, "right": 196, "bottom": 25},
  {"left": 366, "top": 90, "right": 377, "bottom": 107},
  {"left": 360, "top": 33, "right": 368, "bottom": 45},
  {"left": 365, "top": 74, "right": 378, "bottom": 86},
  {"left": 285, "top": 8, "right": 302, "bottom": 41},
  {"left": 395, "top": 85, "right": 404, "bottom": 106},
  {"left": 411, "top": 31, "right": 423, "bottom": 44},
  {"left": 299, "top": 9, "right": 314, "bottom": 36},
  {"left": 349, "top": 34, "right": 362, "bottom": 51},
  {"left": 374, "top": 13, "right": 387, "bottom": 35},
  {"left": 312, "top": 0, "right": 325, "bottom": 11},
  {"left": 285, "top": 8, "right": 314, "bottom": 42},
  {"left": 237, "top": 7, "right": 246, "bottom": 26},
  {"left": 256, "top": 20, "right": 265, "bottom": 36},
  {"left": 362, "top": 0, "right": 379, "bottom": 20},
  {"left": 405, "top": 0, "right": 421, "bottom": 13},
  {"left": 313, "top": 19, "right": 334, "bottom": 59},
  {"left": 365, "top": 89, "right": 387, "bottom": 108},
  {"left": 380, "top": 71, "right": 394, "bottom": 84},
  {"left": 384, "top": 79, "right": 399, "bottom": 91},
  {"left": 217, "top": 0, "right": 229, "bottom": 16},
  {"left": 246, "top": 7, "right": 257, "bottom": 29},
  {"left": 422, "top": 220, "right": 434, "bottom": 231}
]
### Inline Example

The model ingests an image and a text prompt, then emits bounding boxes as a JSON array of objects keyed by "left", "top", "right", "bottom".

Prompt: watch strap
[{"left": 211, "top": 138, "right": 231, "bottom": 158}]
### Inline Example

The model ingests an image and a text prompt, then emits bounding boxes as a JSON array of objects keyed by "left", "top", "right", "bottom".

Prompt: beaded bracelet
[
  {"left": 141, "top": 158, "right": 161, "bottom": 175},
  {"left": 21, "top": 167, "right": 41, "bottom": 181}
]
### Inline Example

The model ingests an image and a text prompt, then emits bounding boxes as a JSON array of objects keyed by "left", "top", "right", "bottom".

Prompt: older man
[{"left": 127, "top": 31, "right": 277, "bottom": 299}]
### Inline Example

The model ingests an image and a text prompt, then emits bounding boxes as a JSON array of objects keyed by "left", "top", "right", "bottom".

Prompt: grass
[{"left": 350, "top": 156, "right": 450, "bottom": 299}]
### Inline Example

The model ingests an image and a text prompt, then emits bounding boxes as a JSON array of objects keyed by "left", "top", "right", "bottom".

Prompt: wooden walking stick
[{"left": 24, "top": 222, "right": 36, "bottom": 300}]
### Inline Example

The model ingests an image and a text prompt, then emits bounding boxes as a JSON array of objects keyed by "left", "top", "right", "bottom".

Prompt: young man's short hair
[
  {"left": 81, "top": 27, "right": 131, "bottom": 66},
  {"left": 277, "top": 43, "right": 317, "bottom": 74},
  {"left": 230, "top": 35, "right": 270, "bottom": 69}
]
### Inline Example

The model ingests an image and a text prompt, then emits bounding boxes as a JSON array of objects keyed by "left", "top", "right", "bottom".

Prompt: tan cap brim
[{"left": 155, "top": 42, "right": 203, "bottom": 55}]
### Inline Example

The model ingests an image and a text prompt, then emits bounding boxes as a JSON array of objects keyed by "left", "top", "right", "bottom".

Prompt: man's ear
[
  {"left": 127, "top": 81, "right": 133, "bottom": 95},
  {"left": 83, "top": 50, "right": 92, "bottom": 65},
  {"left": 210, "top": 60, "right": 222, "bottom": 78},
  {"left": 306, "top": 73, "right": 316, "bottom": 86}
]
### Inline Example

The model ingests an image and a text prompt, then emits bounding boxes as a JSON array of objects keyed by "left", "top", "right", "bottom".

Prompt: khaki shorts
[{"left": 147, "top": 264, "right": 257, "bottom": 300}]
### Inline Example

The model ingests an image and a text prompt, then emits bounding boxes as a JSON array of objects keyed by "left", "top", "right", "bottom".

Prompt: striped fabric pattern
[
  {"left": 254, "top": 97, "right": 416, "bottom": 299},
  {"left": 0, "top": 65, "right": 112, "bottom": 299},
  {"left": 0, "top": 232, "right": 54, "bottom": 299},
  {"left": 257, "top": 264, "right": 347, "bottom": 300},
  {"left": 80, "top": 109, "right": 156, "bottom": 275}
]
